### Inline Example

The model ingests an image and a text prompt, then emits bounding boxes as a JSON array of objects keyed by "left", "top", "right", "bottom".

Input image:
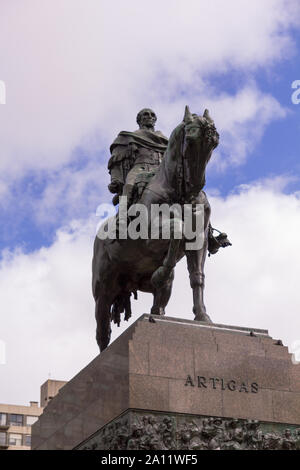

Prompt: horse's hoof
[
  {"left": 99, "top": 339, "right": 109, "bottom": 352},
  {"left": 97, "top": 329, "right": 111, "bottom": 352},
  {"left": 194, "top": 313, "right": 212, "bottom": 323},
  {"left": 150, "top": 307, "right": 165, "bottom": 316}
]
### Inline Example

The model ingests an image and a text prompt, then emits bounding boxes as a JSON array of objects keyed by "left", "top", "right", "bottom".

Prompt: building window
[
  {"left": 8, "top": 433, "right": 22, "bottom": 446},
  {"left": 26, "top": 416, "right": 38, "bottom": 426},
  {"left": 0, "top": 413, "right": 7, "bottom": 426},
  {"left": 9, "top": 414, "right": 23, "bottom": 426},
  {"left": 0, "top": 432, "right": 7, "bottom": 446},
  {"left": 23, "top": 435, "right": 31, "bottom": 447}
]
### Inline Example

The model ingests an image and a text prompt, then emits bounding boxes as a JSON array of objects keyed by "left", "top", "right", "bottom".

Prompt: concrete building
[
  {"left": 0, "top": 401, "right": 43, "bottom": 450},
  {"left": 0, "top": 379, "right": 67, "bottom": 450},
  {"left": 40, "top": 379, "right": 67, "bottom": 408}
]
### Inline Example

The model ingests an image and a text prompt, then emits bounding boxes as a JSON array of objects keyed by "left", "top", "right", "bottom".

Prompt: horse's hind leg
[{"left": 95, "top": 290, "right": 113, "bottom": 352}]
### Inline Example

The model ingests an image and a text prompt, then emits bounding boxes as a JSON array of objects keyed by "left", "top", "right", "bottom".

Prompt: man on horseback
[
  {"left": 108, "top": 108, "right": 168, "bottom": 206},
  {"left": 107, "top": 108, "right": 231, "bottom": 254},
  {"left": 94, "top": 106, "right": 232, "bottom": 351}
]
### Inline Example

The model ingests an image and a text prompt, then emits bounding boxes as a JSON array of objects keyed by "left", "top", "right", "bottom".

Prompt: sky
[{"left": 0, "top": 0, "right": 300, "bottom": 406}]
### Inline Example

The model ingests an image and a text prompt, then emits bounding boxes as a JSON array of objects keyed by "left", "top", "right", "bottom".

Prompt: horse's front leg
[
  {"left": 185, "top": 245, "right": 212, "bottom": 323},
  {"left": 151, "top": 272, "right": 174, "bottom": 316},
  {"left": 151, "top": 216, "right": 182, "bottom": 289},
  {"left": 185, "top": 192, "right": 212, "bottom": 322}
]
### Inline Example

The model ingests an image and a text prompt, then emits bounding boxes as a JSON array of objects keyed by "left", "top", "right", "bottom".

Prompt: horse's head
[
  {"left": 181, "top": 106, "right": 219, "bottom": 197},
  {"left": 183, "top": 105, "right": 219, "bottom": 158},
  {"left": 155, "top": 106, "right": 219, "bottom": 202}
]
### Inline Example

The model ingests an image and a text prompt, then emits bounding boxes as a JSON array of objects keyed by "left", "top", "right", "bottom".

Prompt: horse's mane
[
  {"left": 164, "top": 121, "right": 185, "bottom": 163},
  {"left": 161, "top": 121, "right": 185, "bottom": 196}
]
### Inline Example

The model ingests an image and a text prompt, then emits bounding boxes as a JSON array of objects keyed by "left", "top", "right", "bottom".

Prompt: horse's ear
[
  {"left": 183, "top": 105, "right": 193, "bottom": 123},
  {"left": 203, "top": 109, "right": 214, "bottom": 124}
]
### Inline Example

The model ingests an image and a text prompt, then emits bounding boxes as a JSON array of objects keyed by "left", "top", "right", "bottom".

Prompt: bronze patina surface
[{"left": 92, "top": 107, "right": 231, "bottom": 351}]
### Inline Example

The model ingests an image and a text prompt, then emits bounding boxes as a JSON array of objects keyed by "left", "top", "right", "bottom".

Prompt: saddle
[
  {"left": 131, "top": 169, "right": 158, "bottom": 204},
  {"left": 112, "top": 167, "right": 159, "bottom": 207}
]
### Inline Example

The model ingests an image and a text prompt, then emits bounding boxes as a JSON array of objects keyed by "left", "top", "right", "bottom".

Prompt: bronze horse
[{"left": 92, "top": 106, "right": 220, "bottom": 351}]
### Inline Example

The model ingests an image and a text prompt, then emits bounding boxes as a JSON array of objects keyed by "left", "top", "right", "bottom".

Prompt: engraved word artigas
[{"left": 185, "top": 375, "right": 259, "bottom": 393}]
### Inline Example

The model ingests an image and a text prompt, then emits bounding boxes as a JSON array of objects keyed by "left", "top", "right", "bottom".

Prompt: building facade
[
  {"left": 0, "top": 379, "right": 67, "bottom": 450},
  {"left": 40, "top": 379, "right": 67, "bottom": 408},
  {"left": 0, "top": 401, "right": 42, "bottom": 450}
]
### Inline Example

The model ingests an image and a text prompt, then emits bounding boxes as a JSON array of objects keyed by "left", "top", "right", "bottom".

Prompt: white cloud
[
  {"left": 4, "top": 82, "right": 287, "bottom": 230},
  {"left": 207, "top": 85, "right": 287, "bottom": 169},
  {"left": 0, "top": 216, "right": 99, "bottom": 404},
  {"left": 192, "top": 177, "right": 300, "bottom": 343},
  {"left": 32, "top": 161, "right": 110, "bottom": 226},
  {"left": 0, "top": 0, "right": 299, "bottom": 405},
  {"left": 0, "top": 177, "right": 300, "bottom": 405},
  {"left": 0, "top": 180, "right": 9, "bottom": 202},
  {"left": 0, "top": 0, "right": 299, "bottom": 188}
]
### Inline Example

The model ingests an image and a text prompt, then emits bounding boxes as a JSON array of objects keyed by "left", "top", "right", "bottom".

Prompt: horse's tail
[{"left": 111, "top": 291, "right": 136, "bottom": 327}]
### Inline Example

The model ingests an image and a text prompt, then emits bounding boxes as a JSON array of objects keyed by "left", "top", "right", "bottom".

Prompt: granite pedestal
[{"left": 32, "top": 314, "right": 300, "bottom": 450}]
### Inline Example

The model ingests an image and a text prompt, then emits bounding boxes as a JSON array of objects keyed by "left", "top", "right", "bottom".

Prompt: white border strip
[{"left": 143, "top": 316, "right": 270, "bottom": 337}]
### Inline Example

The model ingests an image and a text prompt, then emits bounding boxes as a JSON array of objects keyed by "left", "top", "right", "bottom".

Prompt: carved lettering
[
  {"left": 185, "top": 375, "right": 259, "bottom": 393},
  {"left": 239, "top": 382, "right": 249, "bottom": 393},
  {"left": 221, "top": 378, "right": 226, "bottom": 390},
  {"left": 209, "top": 377, "right": 220, "bottom": 389},
  {"left": 185, "top": 375, "right": 194, "bottom": 387},
  {"left": 197, "top": 376, "right": 207, "bottom": 388},
  {"left": 227, "top": 380, "right": 236, "bottom": 391}
]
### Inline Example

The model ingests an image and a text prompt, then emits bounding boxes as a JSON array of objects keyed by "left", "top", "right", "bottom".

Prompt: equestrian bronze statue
[{"left": 92, "top": 106, "right": 231, "bottom": 351}]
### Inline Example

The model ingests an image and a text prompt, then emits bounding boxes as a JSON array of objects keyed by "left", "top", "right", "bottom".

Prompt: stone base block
[{"left": 32, "top": 314, "right": 300, "bottom": 450}]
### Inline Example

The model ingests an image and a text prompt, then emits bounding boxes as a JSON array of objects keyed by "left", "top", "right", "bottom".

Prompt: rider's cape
[{"left": 108, "top": 129, "right": 168, "bottom": 171}]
